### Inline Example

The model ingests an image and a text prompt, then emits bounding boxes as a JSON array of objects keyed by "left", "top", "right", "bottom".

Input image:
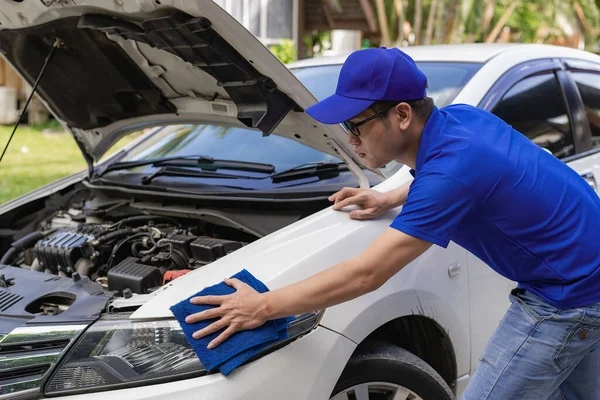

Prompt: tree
[
  {"left": 371, "top": 0, "right": 600, "bottom": 51},
  {"left": 424, "top": 0, "right": 439, "bottom": 45}
]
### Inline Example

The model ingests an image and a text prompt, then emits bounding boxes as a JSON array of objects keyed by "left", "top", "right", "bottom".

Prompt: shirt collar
[{"left": 414, "top": 106, "right": 444, "bottom": 173}]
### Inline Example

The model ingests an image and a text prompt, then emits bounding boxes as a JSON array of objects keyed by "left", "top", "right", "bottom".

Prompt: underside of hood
[{"left": 0, "top": 0, "right": 370, "bottom": 179}]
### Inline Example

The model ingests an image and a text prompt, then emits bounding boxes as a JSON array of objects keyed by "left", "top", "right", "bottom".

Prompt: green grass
[
  {"left": 0, "top": 122, "right": 145, "bottom": 205},
  {"left": 0, "top": 125, "right": 87, "bottom": 204}
]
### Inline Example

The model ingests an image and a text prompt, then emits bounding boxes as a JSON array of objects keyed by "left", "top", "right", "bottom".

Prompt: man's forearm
[
  {"left": 261, "top": 257, "right": 374, "bottom": 320},
  {"left": 260, "top": 227, "right": 431, "bottom": 321}
]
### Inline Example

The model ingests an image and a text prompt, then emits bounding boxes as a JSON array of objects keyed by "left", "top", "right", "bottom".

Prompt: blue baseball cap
[{"left": 305, "top": 47, "right": 427, "bottom": 124}]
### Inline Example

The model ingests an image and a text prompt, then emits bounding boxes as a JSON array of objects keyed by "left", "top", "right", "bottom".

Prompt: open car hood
[{"left": 0, "top": 0, "right": 371, "bottom": 177}]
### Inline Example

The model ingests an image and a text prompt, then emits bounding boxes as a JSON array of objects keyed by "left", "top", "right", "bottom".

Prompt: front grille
[
  {"left": 0, "top": 364, "right": 50, "bottom": 381},
  {"left": 0, "top": 339, "right": 70, "bottom": 355},
  {"left": 0, "top": 324, "right": 86, "bottom": 399},
  {"left": 0, "top": 290, "right": 23, "bottom": 312}
]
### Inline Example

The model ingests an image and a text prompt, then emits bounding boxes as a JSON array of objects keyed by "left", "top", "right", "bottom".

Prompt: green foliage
[
  {"left": 464, "top": 1, "right": 483, "bottom": 41},
  {"left": 29, "top": 118, "right": 63, "bottom": 132},
  {"left": 302, "top": 31, "right": 332, "bottom": 57},
  {"left": 578, "top": 0, "right": 600, "bottom": 50},
  {"left": 506, "top": 2, "right": 545, "bottom": 43},
  {"left": 384, "top": 0, "right": 399, "bottom": 43},
  {"left": 374, "top": 0, "right": 600, "bottom": 49},
  {"left": 269, "top": 39, "right": 297, "bottom": 64}
]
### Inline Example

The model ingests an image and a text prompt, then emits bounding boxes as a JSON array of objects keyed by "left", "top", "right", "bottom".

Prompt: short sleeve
[{"left": 390, "top": 172, "right": 477, "bottom": 248}]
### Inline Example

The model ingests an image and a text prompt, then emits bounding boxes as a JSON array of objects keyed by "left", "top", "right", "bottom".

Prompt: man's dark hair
[{"left": 368, "top": 97, "right": 435, "bottom": 121}]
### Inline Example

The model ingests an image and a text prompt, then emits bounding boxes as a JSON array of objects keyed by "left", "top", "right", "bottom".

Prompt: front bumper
[{"left": 43, "top": 327, "right": 355, "bottom": 400}]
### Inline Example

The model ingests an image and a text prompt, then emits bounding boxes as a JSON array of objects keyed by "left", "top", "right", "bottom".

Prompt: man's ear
[{"left": 394, "top": 102, "right": 413, "bottom": 130}]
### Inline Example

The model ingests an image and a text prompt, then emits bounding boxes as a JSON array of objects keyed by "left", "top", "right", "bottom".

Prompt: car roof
[{"left": 287, "top": 43, "right": 597, "bottom": 69}]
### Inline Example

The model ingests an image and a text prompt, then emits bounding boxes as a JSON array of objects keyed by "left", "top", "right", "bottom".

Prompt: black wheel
[{"left": 330, "top": 340, "right": 455, "bottom": 400}]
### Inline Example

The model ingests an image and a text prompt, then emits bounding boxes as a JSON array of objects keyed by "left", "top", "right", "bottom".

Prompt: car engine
[{"left": 2, "top": 213, "right": 245, "bottom": 296}]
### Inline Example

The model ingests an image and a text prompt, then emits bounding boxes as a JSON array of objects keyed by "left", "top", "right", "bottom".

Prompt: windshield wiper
[
  {"left": 270, "top": 161, "right": 347, "bottom": 183},
  {"left": 98, "top": 155, "right": 275, "bottom": 177},
  {"left": 140, "top": 166, "right": 264, "bottom": 185}
]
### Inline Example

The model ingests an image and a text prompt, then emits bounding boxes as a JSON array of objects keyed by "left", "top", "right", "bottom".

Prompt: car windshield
[
  {"left": 117, "top": 124, "right": 340, "bottom": 172},
  {"left": 117, "top": 61, "right": 481, "bottom": 172}
]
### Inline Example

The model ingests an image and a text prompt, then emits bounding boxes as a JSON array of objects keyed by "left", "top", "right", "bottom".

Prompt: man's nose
[{"left": 347, "top": 133, "right": 361, "bottom": 145}]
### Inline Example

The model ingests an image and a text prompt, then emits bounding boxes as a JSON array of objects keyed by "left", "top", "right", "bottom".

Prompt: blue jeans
[{"left": 463, "top": 289, "right": 600, "bottom": 399}]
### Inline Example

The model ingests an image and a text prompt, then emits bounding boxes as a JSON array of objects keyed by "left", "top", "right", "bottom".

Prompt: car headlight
[{"left": 44, "top": 310, "right": 322, "bottom": 395}]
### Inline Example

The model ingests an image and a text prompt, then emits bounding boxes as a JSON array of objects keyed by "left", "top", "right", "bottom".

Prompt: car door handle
[
  {"left": 581, "top": 172, "right": 597, "bottom": 191},
  {"left": 448, "top": 263, "right": 461, "bottom": 277}
]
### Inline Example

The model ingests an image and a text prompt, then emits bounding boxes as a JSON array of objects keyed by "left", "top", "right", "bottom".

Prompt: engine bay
[
  {"left": 0, "top": 181, "right": 321, "bottom": 316},
  {"left": 3, "top": 210, "right": 252, "bottom": 297}
]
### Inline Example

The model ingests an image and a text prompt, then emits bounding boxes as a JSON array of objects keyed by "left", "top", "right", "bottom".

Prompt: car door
[
  {"left": 466, "top": 59, "right": 593, "bottom": 373},
  {"left": 559, "top": 58, "right": 600, "bottom": 194}
]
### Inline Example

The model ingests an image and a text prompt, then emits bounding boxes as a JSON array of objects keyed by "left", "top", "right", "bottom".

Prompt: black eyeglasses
[{"left": 341, "top": 103, "right": 398, "bottom": 137}]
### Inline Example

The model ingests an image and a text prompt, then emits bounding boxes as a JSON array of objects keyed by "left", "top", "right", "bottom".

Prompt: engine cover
[
  {"left": 33, "top": 229, "right": 95, "bottom": 273},
  {"left": 0, "top": 264, "right": 109, "bottom": 337}
]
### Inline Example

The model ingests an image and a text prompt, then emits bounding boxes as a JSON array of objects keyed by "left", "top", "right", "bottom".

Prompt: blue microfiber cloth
[
  {"left": 216, "top": 321, "right": 290, "bottom": 375},
  {"left": 169, "top": 269, "right": 295, "bottom": 375}
]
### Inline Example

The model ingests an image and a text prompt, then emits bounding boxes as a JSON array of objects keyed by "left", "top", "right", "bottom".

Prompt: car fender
[{"left": 317, "top": 242, "right": 471, "bottom": 378}]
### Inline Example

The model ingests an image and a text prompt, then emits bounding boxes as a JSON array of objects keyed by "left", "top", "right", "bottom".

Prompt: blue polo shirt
[{"left": 390, "top": 104, "right": 600, "bottom": 309}]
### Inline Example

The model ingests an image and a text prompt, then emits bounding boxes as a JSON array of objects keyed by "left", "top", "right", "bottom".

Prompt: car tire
[{"left": 330, "top": 340, "right": 455, "bottom": 400}]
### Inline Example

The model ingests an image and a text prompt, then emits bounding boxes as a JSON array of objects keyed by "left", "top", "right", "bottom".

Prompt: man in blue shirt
[{"left": 186, "top": 48, "right": 600, "bottom": 398}]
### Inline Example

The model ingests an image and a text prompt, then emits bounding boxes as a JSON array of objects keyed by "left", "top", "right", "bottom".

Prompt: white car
[{"left": 2, "top": 1, "right": 600, "bottom": 400}]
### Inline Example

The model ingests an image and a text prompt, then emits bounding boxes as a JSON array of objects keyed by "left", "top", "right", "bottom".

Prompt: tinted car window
[
  {"left": 571, "top": 72, "right": 600, "bottom": 148},
  {"left": 492, "top": 73, "right": 575, "bottom": 158}
]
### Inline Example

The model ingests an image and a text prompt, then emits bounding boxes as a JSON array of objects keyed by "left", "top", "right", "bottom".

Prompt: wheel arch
[
  {"left": 356, "top": 314, "right": 457, "bottom": 389},
  {"left": 320, "top": 285, "right": 469, "bottom": 381}
]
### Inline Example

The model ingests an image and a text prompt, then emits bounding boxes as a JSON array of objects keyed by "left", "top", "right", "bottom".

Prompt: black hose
[
  {"left": 138, "top": 245, "right": 158, "bottom": 256},
  {"left": 0, "top": 247, "right": 18, "bottom": 265},
  {"left": 96, "top": 228, "right": 133, "bottom": 245},
  {"left": 106, "top": 232, "right": 149, "bottom": 270},
  {"left": 170, "top": 249, "right": 188, "bottom": 269},
  {"left": 131, "top": 241, "right": 147, "bottom": 258},
  {"left": 11, "top": 231, "right": 45, "bottom": 251},
  {"left": 109, "top": 215, "right": 182, "bottom": 229},
  {"left": 0, "top": 231, "right": 45, "bottom": 265}
]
